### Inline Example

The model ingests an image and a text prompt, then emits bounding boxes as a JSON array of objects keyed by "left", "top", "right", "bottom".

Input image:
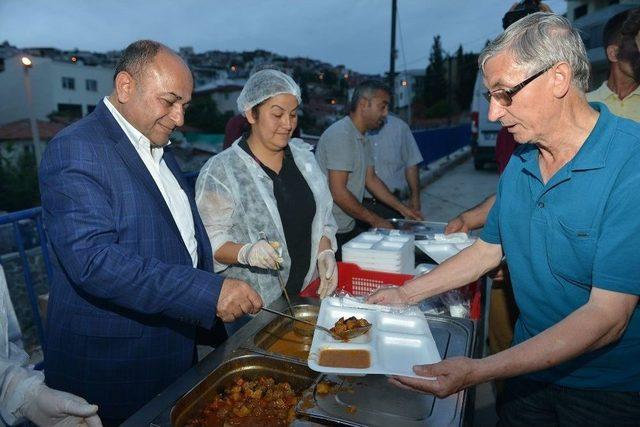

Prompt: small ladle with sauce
[{"left": 261, "top": 307, "right": 371, "bottom": 341}]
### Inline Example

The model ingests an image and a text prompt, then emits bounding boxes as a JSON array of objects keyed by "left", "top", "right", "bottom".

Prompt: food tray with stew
[
  {"left": 170, "top": 352, "right": 318, "bottom": 426},
  {"left": 307, "top": 297, "right": 441, "bottom": 378}
]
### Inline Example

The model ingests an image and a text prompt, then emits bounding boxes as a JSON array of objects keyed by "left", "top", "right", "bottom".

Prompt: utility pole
[
  {"left": 21, "top": 56, "right": 42, "bottom": 167},
  {"left": 447, "top": 55, "right": 453, "bottom": 127},
  {"left": 388, "top": 0, "right": 397, "bottom": 111}
]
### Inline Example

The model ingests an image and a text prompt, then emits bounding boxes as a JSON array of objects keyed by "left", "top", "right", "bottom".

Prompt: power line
[{"left": 397, "top": 5, "right": 408, "bottom": 74}]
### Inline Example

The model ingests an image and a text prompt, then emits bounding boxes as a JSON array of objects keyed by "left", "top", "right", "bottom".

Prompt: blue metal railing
[
  {"left": 413, "top": 124, "right": 471, "bottom": 166},
  {"left": 0, "top": 207, "right": 50, "bottom": 352}
]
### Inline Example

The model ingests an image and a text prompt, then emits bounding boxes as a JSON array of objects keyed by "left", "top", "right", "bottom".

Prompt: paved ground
[
  {"left": 420, "top": 157, "right": 500, "bottom": 224},
  {"left": 418, "top": 157, "right": 501, "bottom": 426}
]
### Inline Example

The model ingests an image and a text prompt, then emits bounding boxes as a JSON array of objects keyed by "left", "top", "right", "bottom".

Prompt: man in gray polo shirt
[
  {"left": 315, "top": 80, "right": 423, "bottom": 258},
  {"left": 365, "top": 114, "right": 424, "bottom": 218}
]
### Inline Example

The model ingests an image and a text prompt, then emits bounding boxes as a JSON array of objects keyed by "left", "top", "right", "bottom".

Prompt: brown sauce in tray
[
  {"left": 266, "top": 330, "right": 312, "bottom": 360},
  {"left": 318, "top": 349, "right": 371, "bottom": 369},
  {"left": 292, "top": 319, "right": 316, "bottom": 335}
]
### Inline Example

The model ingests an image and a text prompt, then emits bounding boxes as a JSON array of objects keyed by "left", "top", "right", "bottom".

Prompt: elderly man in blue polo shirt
[{"left": 368, "top": 12, "right": 640, "bottom": 425}]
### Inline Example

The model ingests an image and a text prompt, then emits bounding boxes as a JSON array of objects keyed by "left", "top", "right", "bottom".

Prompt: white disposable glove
[
  {"left": 18, "top": 383, "right": 103, "bottom": 427},
  {"left": 317, "top": 249, "right": 338, "bottom": 299},
  {"left": 237, "top": 240, "right": 283, "bottom": 269}
]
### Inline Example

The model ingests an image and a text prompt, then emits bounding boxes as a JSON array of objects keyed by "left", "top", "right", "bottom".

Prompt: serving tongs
[{"left": 261, "top": 306, "right": 371, "bottom": 341}]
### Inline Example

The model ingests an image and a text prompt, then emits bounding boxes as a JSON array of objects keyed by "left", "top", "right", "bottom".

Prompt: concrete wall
[
  {"left": 0, "top": 56, "right": 32, "bottom": 126},
  {"left": 49, "top": 61, "right": 113, "bottom": 116}
]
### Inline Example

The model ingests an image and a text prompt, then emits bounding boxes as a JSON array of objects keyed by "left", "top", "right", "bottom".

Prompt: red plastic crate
[
  {"left": 300, "top": 262, "right": 482, "bottom": 320},
  {"left": 300, "top": 262, "right": 412, "bottom": 297}
]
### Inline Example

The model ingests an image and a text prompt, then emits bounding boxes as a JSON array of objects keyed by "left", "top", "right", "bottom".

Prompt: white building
[
  {"left": 194, "top": 79, "right": 246, "bottom": 114},
  {"left": 0, "top": 55, "right": 114, "bottom": 126},
  {"left": 566, "top": 0, "right": 640, "bottom": 87},
  {"left": 393, "top": 69, "right": 425, "bottom": 123},
  {"left": 191, "top": 66, "right": 229, "bottom": 88},
  {"left": 394, "top": 69, "right": 424, "bottom": 109}
]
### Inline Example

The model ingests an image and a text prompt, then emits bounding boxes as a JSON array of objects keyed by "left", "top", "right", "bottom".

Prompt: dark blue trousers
[{"left": 498, "top": 377, "right": 640, "bottom": 427}]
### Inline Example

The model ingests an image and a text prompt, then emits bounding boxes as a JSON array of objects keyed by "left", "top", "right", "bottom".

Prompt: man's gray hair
[
  {"left": 113, "top": 40, "right": 165, "bottom": 82},
  {"left": 478, "top": 12, "right": 590, "bottom": 92},
  {"left": 350, "top": 79, "right": 391, "bottom": 112}
]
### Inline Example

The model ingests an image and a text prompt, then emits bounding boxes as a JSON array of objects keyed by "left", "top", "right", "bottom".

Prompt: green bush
[
  {"left": 0, "top": 147, "right": 40, "bottom": 212},
  {"left": 184, "top": 96, "right": 233, "bottom": 133},
  {"left": 424, "top": 100, "right": 451, "bottom": 118}
]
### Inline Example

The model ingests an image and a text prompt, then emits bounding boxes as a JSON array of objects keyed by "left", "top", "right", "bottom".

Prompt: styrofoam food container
[
  {"left": 415, "top": 238, "right": 475, "bottom": 264},
  {"left": 307, "top": 297, "right": 441, "bottom": 379}
]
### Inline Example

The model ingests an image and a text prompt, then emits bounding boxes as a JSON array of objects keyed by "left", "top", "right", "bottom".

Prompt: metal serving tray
[
  {"left": 297, "top": 315, "right": 474, "bottom": 427},
  {"left": 250, "top": 304, "right": 319, "bottom": 362},
  {"left": 170, "top": 351, "right": 319, "bottom": 426}
]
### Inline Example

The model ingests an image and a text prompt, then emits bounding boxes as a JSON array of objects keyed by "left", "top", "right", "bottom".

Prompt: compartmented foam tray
[
  {"left": 307, "top": 297, "right": 441, "bottom": 378},
  {"left": 342, "top": 232, "right": 415, "bottom": 274},
  {"left": 414, "top": 238, "right": 475, "bottom": 264}
]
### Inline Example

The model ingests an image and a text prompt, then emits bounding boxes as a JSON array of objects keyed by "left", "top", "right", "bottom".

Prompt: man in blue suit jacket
[{"left": 39, "top": 40, "right": 263, "bottom": 425}]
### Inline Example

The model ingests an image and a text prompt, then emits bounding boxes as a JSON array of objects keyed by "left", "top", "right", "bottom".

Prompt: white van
[{"left": 470, "top": 71, "right": 501, "bottom": 170}]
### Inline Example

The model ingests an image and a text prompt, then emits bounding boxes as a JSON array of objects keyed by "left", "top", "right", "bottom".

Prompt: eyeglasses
[{"left": 483, "top": 66, "right": 551, "bottom": 107}]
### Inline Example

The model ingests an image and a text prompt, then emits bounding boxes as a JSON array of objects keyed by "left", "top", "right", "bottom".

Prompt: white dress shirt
[{"left": 104, "top": 97, "right": 198, "bottom": 267}]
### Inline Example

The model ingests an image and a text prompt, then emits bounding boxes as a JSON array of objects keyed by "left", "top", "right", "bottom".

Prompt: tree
[
  {"left": 0, "top": 147, "right": 40, "bottom": 211},
  {"left": 424, "top": 35, "right": 448, "bottom": 108},
  {"left": 184, "top": 96, "right": 233, "bottom": 133},
  {"left": 455, "top": 45, "right": 479, "bottom": 112},
  {"left": 419, "top": 39, "right": 479, "bottom": 118},
  {"left": 293, "top": 67, "right": 311, "bottom": 103},
  {"left": 321, "top": 69, "right": 337, "bottom": 86}
]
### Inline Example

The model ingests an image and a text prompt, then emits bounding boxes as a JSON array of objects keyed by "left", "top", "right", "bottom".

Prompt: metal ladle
[
  {"left": 261, "top": 307, "right": 371, "bottom": 341},
  {"left": 257, "top": 231, "right": 294, "bottom": 316}
]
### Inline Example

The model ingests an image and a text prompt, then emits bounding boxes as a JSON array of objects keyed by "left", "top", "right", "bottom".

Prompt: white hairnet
[{"left": 236, "top": 69, "right": 302, "bottom": 114}]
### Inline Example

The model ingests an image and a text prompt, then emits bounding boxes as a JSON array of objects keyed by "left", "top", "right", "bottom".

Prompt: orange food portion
[
  {"left": 184, "top": 376, "right": 300, "bottom": 427},
  {"left": 318, "top": 349, "right": 371, "bottom": 369},
  {"left": 315, "top": 380, "right": 336, "bottom": 394}
]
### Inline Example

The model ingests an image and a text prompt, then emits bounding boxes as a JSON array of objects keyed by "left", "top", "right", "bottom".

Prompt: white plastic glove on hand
[
  {"left": 18, "top": 383, "right": 102, "bottom": 427},
  {"left": 317, "top": 249, "right": 338, "bottom": 299},
  {"left": 237, "top": 240, "right": 283, "bottom": 269}
]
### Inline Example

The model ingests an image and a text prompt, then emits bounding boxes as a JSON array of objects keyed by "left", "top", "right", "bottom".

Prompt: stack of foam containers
[{"left": 341, "top": 231, "right": 415, "bottom": 274}]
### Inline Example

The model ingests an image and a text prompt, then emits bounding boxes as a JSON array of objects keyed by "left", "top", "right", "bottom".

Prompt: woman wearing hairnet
[{"left": 195, "top": 70, "right": 338, "bottom": 333}]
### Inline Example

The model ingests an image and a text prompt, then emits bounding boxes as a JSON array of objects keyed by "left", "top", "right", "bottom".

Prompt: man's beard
[
  {"left": 628, "top": 49, "right": 640, "bottom": 82},
  {"left": 633, "top": 56, "right": 640, "bottom": 83},
  {"left": 619, "top": 37, "right": 640, "bottom": 82}
]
